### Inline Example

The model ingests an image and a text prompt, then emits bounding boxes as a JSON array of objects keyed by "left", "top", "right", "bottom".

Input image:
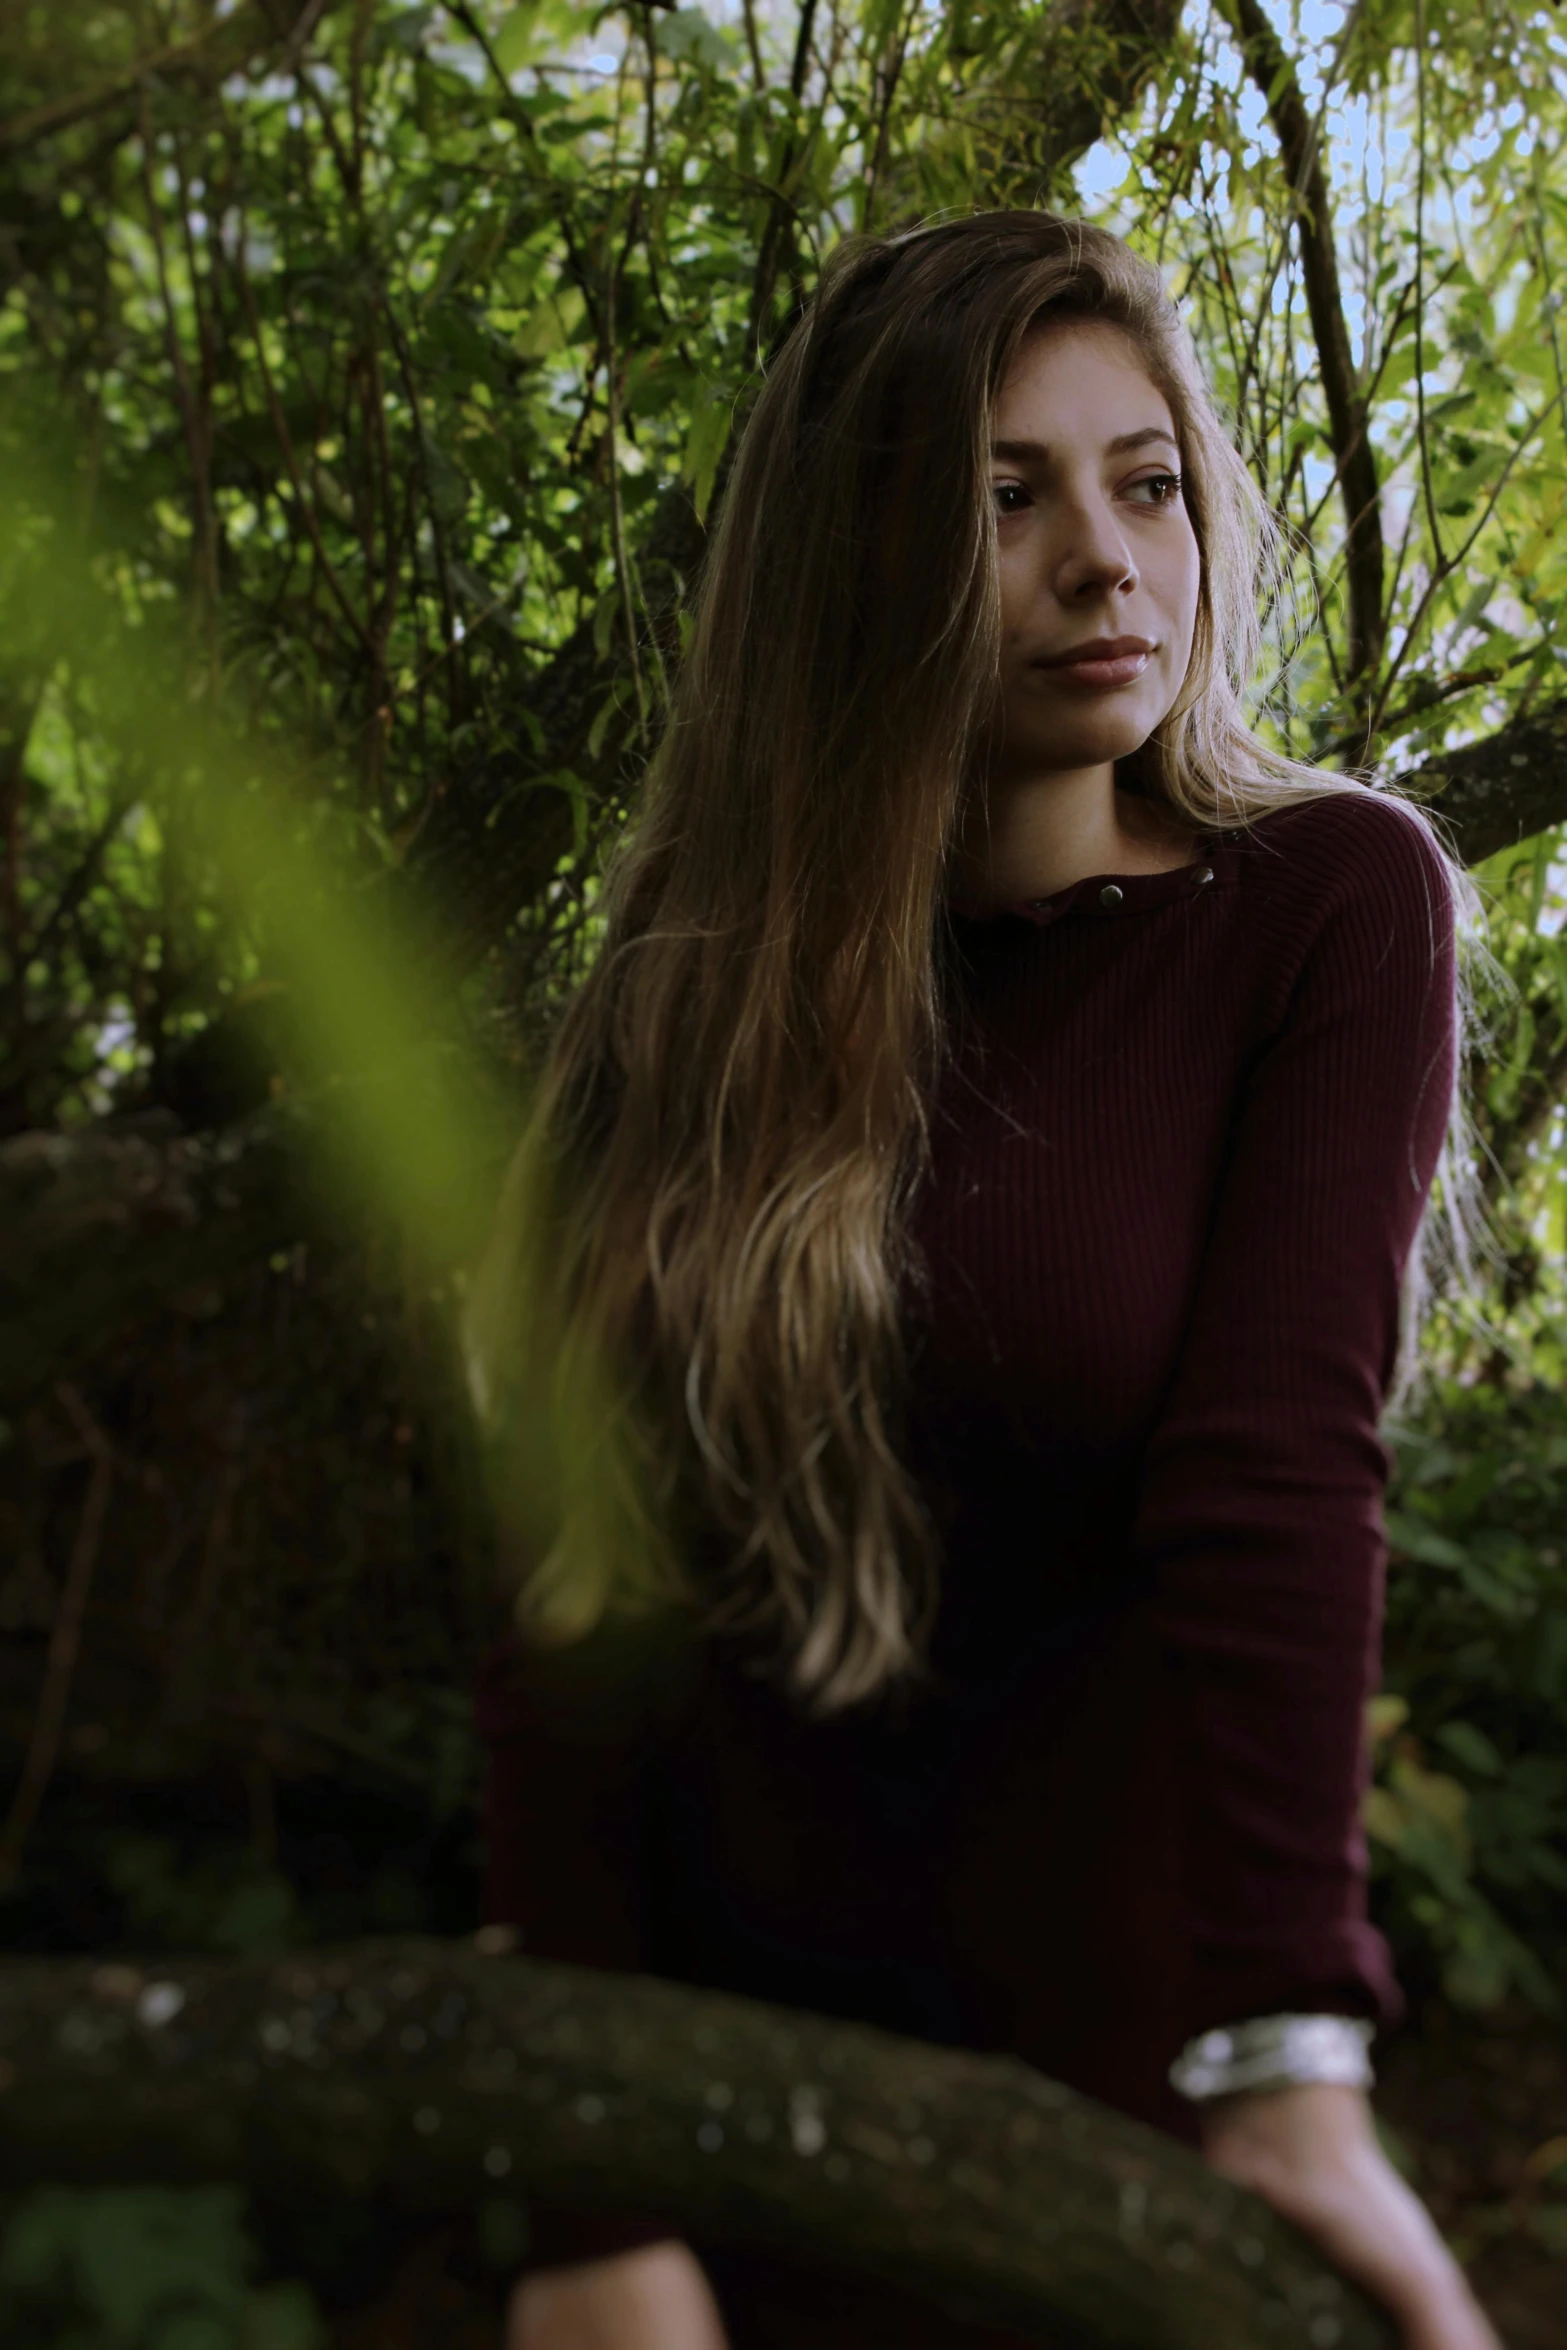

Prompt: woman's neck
[{"left": 948, "top": 766, "right": 1201, "bottom": 913}]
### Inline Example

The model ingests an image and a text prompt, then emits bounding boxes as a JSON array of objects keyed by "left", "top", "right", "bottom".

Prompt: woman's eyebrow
[{"left": 990, "top": 427, "right": 1180, "bottom": 461}]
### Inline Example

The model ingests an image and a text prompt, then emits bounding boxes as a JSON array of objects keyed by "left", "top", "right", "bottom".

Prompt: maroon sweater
[{"left": 478, "top": 786, "right": 1457, "bottom": 2161}]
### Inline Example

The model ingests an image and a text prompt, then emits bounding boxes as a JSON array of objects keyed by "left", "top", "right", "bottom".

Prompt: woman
[{"left": 469, "top": 212, "right": 1500, "bottom": 2350}]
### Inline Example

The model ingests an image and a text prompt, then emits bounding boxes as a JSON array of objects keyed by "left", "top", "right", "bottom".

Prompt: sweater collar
[{"left": 946, "top": 837, "right": 1241, "bottom": 929}]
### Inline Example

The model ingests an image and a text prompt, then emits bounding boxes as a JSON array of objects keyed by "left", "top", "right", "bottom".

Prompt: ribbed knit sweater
[{"left": 478, "top": 784, "right": 1458, "bottom": 2155}]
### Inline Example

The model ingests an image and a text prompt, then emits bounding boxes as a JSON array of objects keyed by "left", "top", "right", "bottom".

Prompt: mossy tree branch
[{"left": 0, "top": 1935, "right": 1394, "bottom": 2350}]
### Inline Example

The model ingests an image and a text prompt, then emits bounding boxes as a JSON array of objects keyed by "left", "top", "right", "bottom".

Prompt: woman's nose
[{"left": 1052, "top": 499, "right": 1137, "bottom": 600}]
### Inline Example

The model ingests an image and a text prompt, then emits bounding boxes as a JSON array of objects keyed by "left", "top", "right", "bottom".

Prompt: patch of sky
[
  {"left": 1483, "top": 589, "right": 1532, "bottom": 643},
  {"left": 1325, "top": 85, "right": 1380, "bottom": 214},
  {"left": 427, "top": 39, "right": 488, "bottom": 87},
  {"left": 1076, "top": 140, "right": 1152, "bottom": 242},
  {"left": 1341, "top": 284, "right": 1371, "bottom": 371},
  {"left": 1491, "top": 272, "right": 1523, "bottom": 338},
  {"left": 1304, "top": 453, "right": 1337, "bottom": 507},
  {"left": 1273, "top": 7, "right": 1346, "bottom": 111},
  {"left": 1074, "top": 139, "right": 1126, "bottom": 211},
  {"left": 95, "top": 1010, "right": 137, "bottom": 1065},
  {"left": 1236, "top": 81, "right": 1269, "bottom": 144},
  {"left": 1363, "top": 137, "right": 1386, "bottom": 206},
  {"left": 1381, "top": 480, "right": 1415, "bottom": 543}
]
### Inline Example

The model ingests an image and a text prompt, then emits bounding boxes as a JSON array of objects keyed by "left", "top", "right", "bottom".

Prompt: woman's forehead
[{"left": 995, "top": 324, "right": 1178, "bottom": 443}]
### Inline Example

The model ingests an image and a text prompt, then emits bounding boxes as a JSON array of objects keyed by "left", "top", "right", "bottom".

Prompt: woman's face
[{"left": 987, "top": 321, "right": 1201, "bottom": 781}]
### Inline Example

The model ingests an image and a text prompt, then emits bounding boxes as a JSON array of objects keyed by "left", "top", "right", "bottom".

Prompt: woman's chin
[{"left": 1003, "top": 720, "right": 1162, "bottom": 775}]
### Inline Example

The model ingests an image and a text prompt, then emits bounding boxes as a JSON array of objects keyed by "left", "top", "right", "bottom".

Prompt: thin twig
[
  {"left": 0, "top": 13, "right": 262, "bottom": 151},
  {"left": 599, "top": 55, "right": 648, "bottom": 740},
  {"left": 22, "top": 787, "right": 137, "bottom": 973},
  {"left": 233, "top": 225, "right": 377, "bottom": 660},
  {"left": 171, "top": 1403, "right": 248, "bottom": 1689},
  {"left": 383, "top": 304, "right": 464, "bottom": 725},
  {"left": 1222, "top": 0, "right": 1384, "bottom": 697},
  {"left": 139, "top": 98, "right": 222, "bottom": 690},
  {"left": 745, "top": 0, "right": 821, "bottom": 368},
  {"left": 741, "top": 0, "right": 768, "bottom": 90},
  {"left": 1364, "top": 394, "right": 1554, "bottom": 742},
  {"left": 1412, "top": 0, "right": 1446, "bottom": 576},
  {"left": 861, "top": 0, "right": 919, "bottom": 232},
  {"left": 0, "top": 1387, "right": 114, "bottom": 1880}
]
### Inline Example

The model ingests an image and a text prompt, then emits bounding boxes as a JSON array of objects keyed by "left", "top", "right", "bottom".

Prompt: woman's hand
[
  {"left": 507, "top": 2241, "right": 730, "bottom": 2350},
  {"left": 1200, "top": 2083, "right": 1500, "bottom": 2350}
]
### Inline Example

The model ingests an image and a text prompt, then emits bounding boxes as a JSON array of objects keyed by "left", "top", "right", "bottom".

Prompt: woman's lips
[{"left": 1032, "top": 638, "right": 1154, "bottom": 688}]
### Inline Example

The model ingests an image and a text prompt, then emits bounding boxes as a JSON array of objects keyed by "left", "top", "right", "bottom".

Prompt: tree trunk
[{"left": 0, "top": 1935, "right": 1393, "bottom": 2350}]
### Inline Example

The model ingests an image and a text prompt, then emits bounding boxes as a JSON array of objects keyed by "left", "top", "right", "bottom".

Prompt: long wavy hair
[{"left": 466, "top": 210, "right": 1491, "bottom": 1714}]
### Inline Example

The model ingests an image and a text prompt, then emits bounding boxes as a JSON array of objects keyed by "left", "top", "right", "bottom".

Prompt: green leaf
[
  {"left": 1435, "top": 1720, "right": 1503, "bottom": 1777},
  {"left": 655, "top": 8, "right": 733, "bottom": 73},
  {"left": 493, "top": 3, "right": 541, "bottom": 74},
  {"left": 421, "top": 433, "right": 472, "bottom": 525},
  {"left": 378, "top": 6, "right": 437, "bottom": 55},
  {"left": 682, "top": 387, "right": 732, "bottom": 524},
  {"left": 1385, "top": 1510, "right": 1470, "bottom": 1570},
  {"left": 592, "top": 587, "right": 619, "bottom": 661}
]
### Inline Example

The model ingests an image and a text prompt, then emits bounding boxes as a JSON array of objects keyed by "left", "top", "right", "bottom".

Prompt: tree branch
[
  {"left": 1220, "top": 0, "right": 1385, "bottom": 692},
  {"left": 1401, "top": 695, "right": 1567, "bottom": 867},
  {"left": 0, "top": 2, "right": 336, "bottom": 154},
  {"left": 0, "top": 1935, "right": 1395, "bottom": 2350}
]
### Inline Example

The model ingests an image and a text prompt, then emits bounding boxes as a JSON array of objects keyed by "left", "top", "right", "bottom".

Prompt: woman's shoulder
[{"left": 1227, "top": 784, "right": 1456, "bottom": 926}]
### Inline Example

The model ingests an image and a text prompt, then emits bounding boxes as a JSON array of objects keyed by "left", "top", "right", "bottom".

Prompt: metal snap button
[
  {"left": 1098, "top": 884, "right": 1124, "bottom": 908},
  {"left": 1194, "top": 865, "right": 1215, "bottom": 885}
]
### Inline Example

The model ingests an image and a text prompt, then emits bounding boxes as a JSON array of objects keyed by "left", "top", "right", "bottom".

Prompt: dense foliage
[{"left": 2, "top": 0, "right": 1566, "bottom": 2336}]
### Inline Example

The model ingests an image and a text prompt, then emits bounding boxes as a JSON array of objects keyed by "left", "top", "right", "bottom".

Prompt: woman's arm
[
  {"left": 1130, "top": 793, "right": 1461, "bottom": 2033},
  {"left": 1128, "top": 798, "right": 1480, "bottom": 2339}
]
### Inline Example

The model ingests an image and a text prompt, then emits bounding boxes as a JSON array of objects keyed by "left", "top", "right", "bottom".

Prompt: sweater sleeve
[
  {"left": 475, "top": 1622, "right": 683, "bottom": 2270},
  {"left": 1128, "top": 795, "right": 1459, "bottom": 2037}
]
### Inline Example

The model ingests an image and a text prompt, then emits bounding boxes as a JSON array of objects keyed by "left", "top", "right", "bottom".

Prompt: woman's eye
[
  {"left": 991, "top": 479, "right": 1030, "bottom": 515},
  {"left": 1127, "top": 471, "right": 1184, "bottom": 507}
]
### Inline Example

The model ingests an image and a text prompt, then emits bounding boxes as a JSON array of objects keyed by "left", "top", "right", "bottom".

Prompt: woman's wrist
[
  {"left": 1198, "top": 2078, "right": 1374, "bottom": 2161},
  {"left": 1169, "top": 2010, "right": 1375, "bottom": 2103}
]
